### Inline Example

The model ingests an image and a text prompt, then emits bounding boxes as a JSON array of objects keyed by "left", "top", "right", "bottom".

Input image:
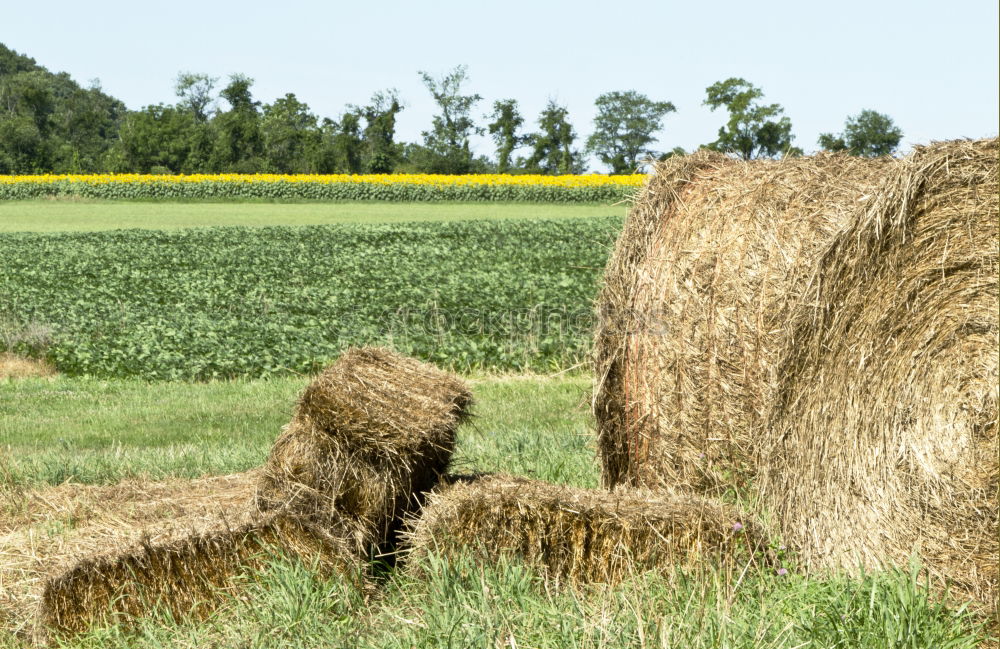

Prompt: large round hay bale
[
  {"left": 256, "top": 347, "right": 472, "bottom": 553},
  {"left": 593, "top": 151, "right": 890, "bottom": 493},
  {"left": 758, "top": 138, "right": 998, "bottom": 607},
  {"left": 404, "top": 475, "right": 771, "bottom": 584}
]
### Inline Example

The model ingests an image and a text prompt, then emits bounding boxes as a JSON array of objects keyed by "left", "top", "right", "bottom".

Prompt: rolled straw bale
[
  {"left": 593, "top": 151, "right": 891, "bottom": 493},
  {"left": 758, "top": 138, "right": 999, "bottom": 606},
  {"left": 256, "top": 347, "right": 472, "bottom": 552},
  {"left": 38, "top": 513, "right": 362, "bottom": 638},
  {"left": 404, "top": 475, "right": 771, "bottom": 584}
]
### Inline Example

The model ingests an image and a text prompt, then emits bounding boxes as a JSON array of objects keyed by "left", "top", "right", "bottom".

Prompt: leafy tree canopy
[
  {"left": 418, "top": 65, "right": 482, "bottom": 174},
  {"left": 525, "top": 100, "right": 585, "bottom": 175},
  {"left": 487, "top": 99, "right": 527, "bottom": 173},
  {"left": 818, "top": 109, "right": 903, "bottom": 157},
  {"left": 703, "top": 78, "right": 801, "bottom": 160},
  {"left": 586, "top": 91, "right": 676, "bottom": 173}
]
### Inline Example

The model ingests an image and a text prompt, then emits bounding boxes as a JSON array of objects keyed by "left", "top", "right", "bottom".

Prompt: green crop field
[{"left": 0, "top": 215, "right": 620, "bottom": 379}]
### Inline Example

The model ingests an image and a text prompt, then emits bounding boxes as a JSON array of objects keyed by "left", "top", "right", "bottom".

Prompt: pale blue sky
[{"left": 4, "top": 0, "right": 997, "bottom": 170}]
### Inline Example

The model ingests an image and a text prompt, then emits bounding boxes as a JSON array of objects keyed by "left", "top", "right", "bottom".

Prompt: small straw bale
[
  {"left": 256, "top": 347, "right": 472, "bottom": 552},
  {"left": 593, "top": 150, "right": 891, "bottom": 494},
  {"left": 404, "top": 475, "right": 771, "bottom": 584},
  {"left": 0, "top": 472, "right": 257, "bottom": 637},
  {"left": 38, "top": 513, "right": 361, "bottom": 638},
  {"left": 758, "top": 138, "right": 999, "bottom": 608}
]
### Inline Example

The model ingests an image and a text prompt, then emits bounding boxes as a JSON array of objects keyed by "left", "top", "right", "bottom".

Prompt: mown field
[
  {"left": 0, "top": 199, "right": 988, "bottom": 648},
  {"left": 0, "top": 200, "right": 626, "bottom": 232}
]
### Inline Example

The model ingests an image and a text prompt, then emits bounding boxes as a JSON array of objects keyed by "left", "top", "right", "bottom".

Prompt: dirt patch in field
[
  {"left": 0, "top": 354, "right": 56, "bottom": 381},
  {"left": 0, "top": 472, "right": 256, "bottom": 638}
]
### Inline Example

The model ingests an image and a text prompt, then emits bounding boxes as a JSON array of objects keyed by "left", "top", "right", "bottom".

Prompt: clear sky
[{"left": 4, "top": 0, "right": 997, "bottom": 171}]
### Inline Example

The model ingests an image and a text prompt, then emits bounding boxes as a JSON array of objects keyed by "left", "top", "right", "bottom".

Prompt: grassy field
[
  {"left": 0, "top": 374, "right": 985, "bottom": 649},
  {"left": 0, "top": 374, "right": 597, "bottom": 489},
  {"left": 0, "top": 200, "right": 627, "bottom": 232}
]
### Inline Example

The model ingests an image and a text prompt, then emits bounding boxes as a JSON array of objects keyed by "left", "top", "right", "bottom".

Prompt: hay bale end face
[
  {"left": 405, "top": 476, "right": 771, "bottom": 584},
  {"left": 256, "top": 347, "right": 473, "bottom": 552},
  {"left": 39, "top": 514, "right": 361, "bottom": 638},
  {"left": 759, "top": 138, "right": 999, "bottom": 608},
  {"left": 593, "top": 151, "right": 891, "bottom": 494}
]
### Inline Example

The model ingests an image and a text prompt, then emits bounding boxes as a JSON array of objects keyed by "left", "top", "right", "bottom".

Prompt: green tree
[
  {"left": 315, "top": 111, "right": 364, "bottom": 173},
  {"left": 587, "top": 91, "right": 676, "bottom": 173},
  {"left": 360, "top": 90, "right": 403, "bottom": 173},
  {"left": 261, "top": 93, "right": 320, "bottom": 172},
  {"left": 110, "top": 104, "right": 199, "bottom": 173},
  {"left": 487, "top": 99, "right": 526, "bottom": 173},
  {"left": 174, "top": 72, "right": 217, "bottom": 122},
  {"left": 0, "top": 44, "right": 122, "bottom": 171},
  {"left": 818, "top": 109, "right": 903, "bottom": 157},
  {"left": 211, "top": 73, "right": 263, "bottom": 171},
  {"left": 417, "top": 65, "right": 482, "bottom": 173},
  {"left": 703, "top": 78, "right": 800, "bottom": 159},
  {"left": 0, "top": 70, "right": 55, "bottom": 171},
  {"left": 52, "top": 80, "right": 125, "bottom": 171},
  {"left": 525, "top": 100, "right": 584, "bottom": 174}
]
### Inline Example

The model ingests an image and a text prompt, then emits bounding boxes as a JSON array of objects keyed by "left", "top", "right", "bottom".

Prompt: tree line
[{"left": 0, "top": 44, "right": 903, "bottom": 175}]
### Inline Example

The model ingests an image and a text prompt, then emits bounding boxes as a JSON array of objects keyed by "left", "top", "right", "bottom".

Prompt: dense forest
[{"left": 0, "top": 44, "right": 903, "bottom": 175}]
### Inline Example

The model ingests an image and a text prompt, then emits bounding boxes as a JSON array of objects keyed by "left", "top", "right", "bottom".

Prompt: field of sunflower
[{"left": 0, "top": 173, "right": 644, "bottom": 201}]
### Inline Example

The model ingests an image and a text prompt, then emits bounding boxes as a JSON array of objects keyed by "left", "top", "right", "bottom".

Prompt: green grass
[
  {"left": 0, "top": 200, "right": 627, "bottom": 232},
  {"left": 0, "top": 376, "right": 985, "bottom": 649},
  {"left": 34, "top": 555, "right": 983, "bottom": 649},
  {"left": 0, "top": 374, "right": 595, "bottom": 488}
]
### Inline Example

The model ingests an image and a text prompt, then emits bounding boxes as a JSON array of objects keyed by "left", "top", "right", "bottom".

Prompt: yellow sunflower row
[{"left": 0, "top": 173, "right": 645, "bottom": 188}]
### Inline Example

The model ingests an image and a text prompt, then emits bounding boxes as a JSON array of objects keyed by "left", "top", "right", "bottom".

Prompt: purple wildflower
[
  {"left": 776, "top": 568, "right": 789, "bottom": 577},
  {"left": 731, "top": 522, "right": 743, "bottom": 532}
]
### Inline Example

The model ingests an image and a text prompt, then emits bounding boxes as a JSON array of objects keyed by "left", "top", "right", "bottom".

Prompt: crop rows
[
  {"left": 0, "top": 174, "right": 643, "bottom": 202},
  {"left": 0, "top": 218, "right": 620, "bottom": 379}
]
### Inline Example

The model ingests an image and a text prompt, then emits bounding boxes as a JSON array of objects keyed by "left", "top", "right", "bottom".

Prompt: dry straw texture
[
  {"left": 256, "top": 347, "right": 472, "bottom": 554},
  {"left": 0, "top": 473, "right": 255, "bottom": 638},
  {"left": 593, "top": 151, "right": 890, "bottom": 493},
  {"left": 405, "top": 475, "right": 771, "bottom": 584},
  {"left": 39, "top": 514, "right": 359, "bottom": 638},
  {"left": 758, "top": 138, "right": 999, "bottom": 608},
  {"left": 0, "top": 353, "right": 55, "bottom": 380}
]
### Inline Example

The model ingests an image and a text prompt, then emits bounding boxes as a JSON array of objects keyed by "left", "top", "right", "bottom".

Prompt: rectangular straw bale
[
  {"left": 256, "top": 347, "right": 472, "bottom": 551},
  {"left": 404, "top": 475, "right": 771, "bottom": 584},
  {"left": 38, "top": 513, "right": 361, "bottom": 638}
]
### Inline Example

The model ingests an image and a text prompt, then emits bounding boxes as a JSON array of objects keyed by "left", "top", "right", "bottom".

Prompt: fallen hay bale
[
  {"left": 256, "top": 347, "right": 472, "bottom": 553},
  {"left": 0, "top": 472, "right": 257, "bottom": 637},
  {"left": 404, "top": 475, "right": 771, "bottom": 584},
  {"left": 38, "top": 513, "right": 362, "bottom": 638},
  {"left": 593, "top": 151, "right": 890, "bottom": 493},
  {"left": 758, "top": 138, "right": 999, "bottom": 608}
]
